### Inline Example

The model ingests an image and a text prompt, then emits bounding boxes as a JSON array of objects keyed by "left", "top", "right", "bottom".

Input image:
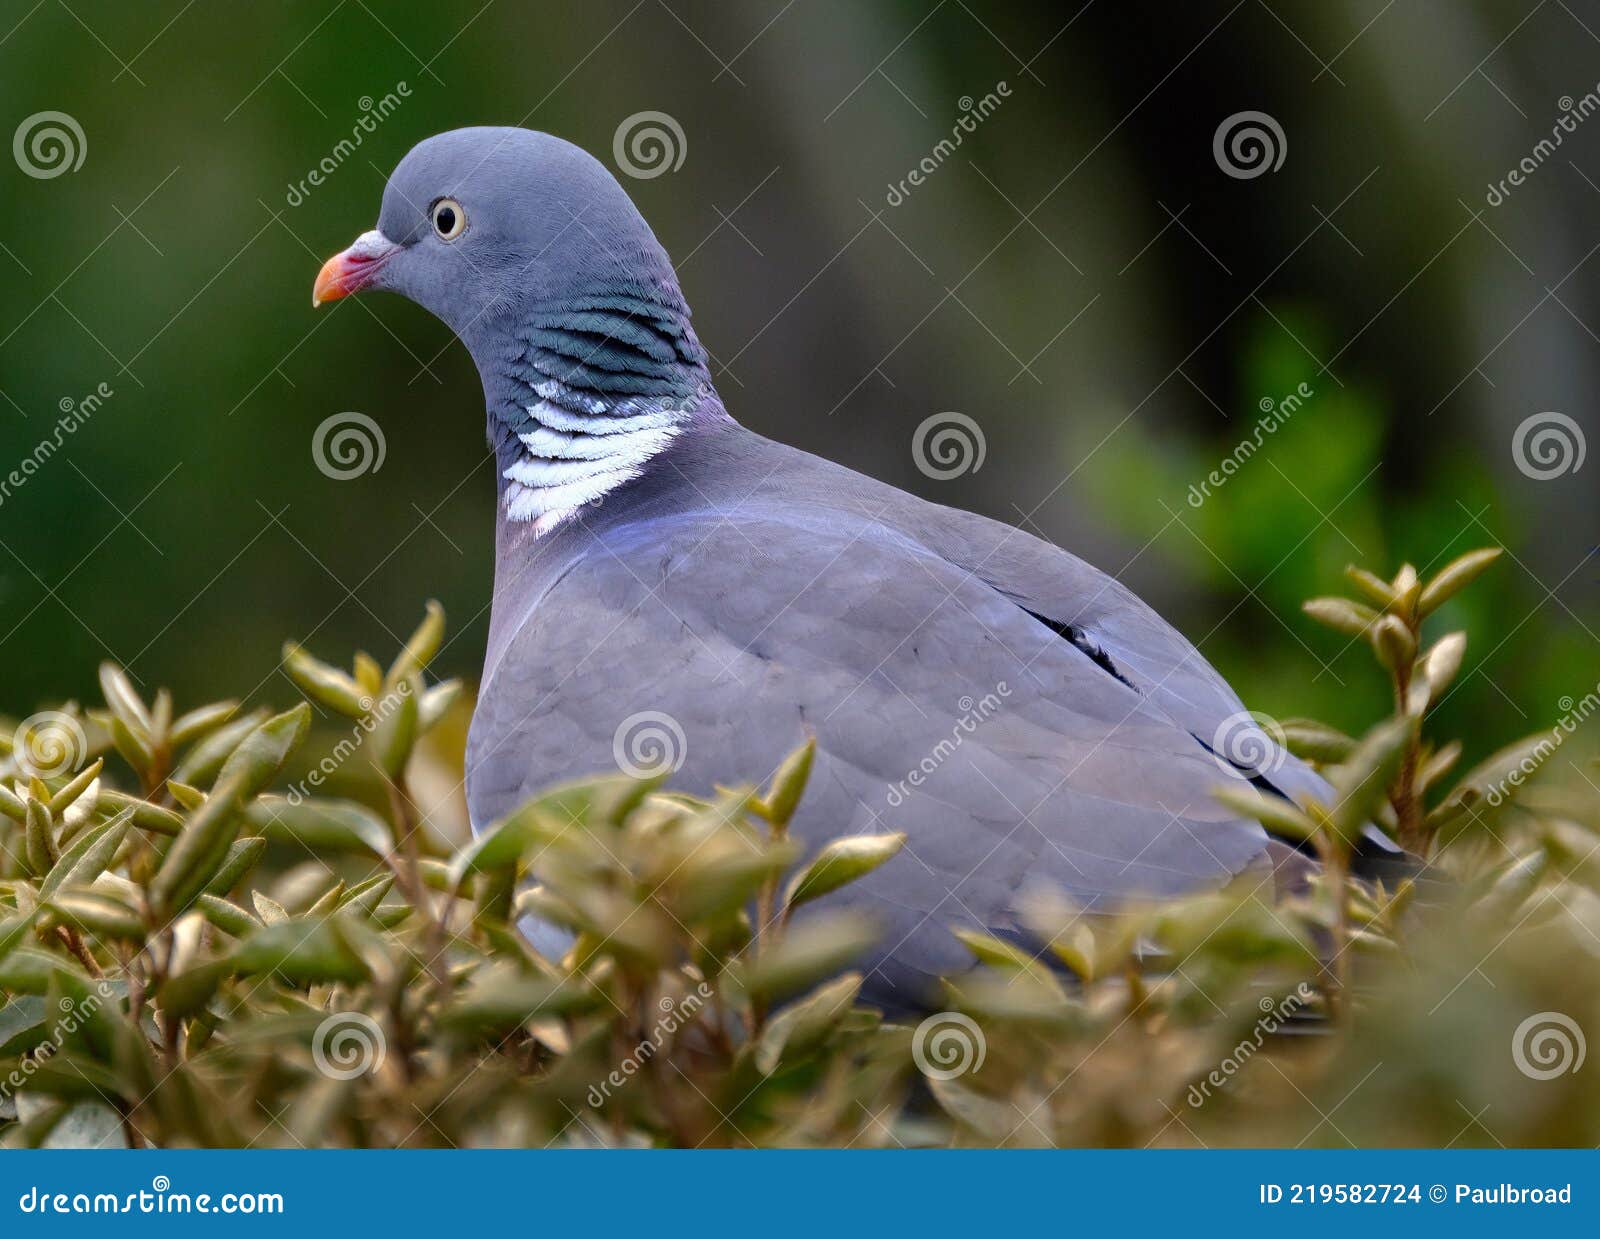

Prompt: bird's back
[{"left": 468, "top": 422, "right": 1344, "bottom": 1003}]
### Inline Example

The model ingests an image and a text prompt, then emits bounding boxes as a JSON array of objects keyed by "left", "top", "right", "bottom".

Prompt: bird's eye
[{"left": 431, "top": 198, "right": 466, "bottom": 241}]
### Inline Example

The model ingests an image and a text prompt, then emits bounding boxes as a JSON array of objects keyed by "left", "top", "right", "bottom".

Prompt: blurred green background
[{"left": 1, "top": 1, "right": 1596, "bottom": 770}]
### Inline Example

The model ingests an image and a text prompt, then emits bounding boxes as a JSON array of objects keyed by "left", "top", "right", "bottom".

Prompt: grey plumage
[{"left": 320, "top": 127, "right": 1400, "bottom": 1006}]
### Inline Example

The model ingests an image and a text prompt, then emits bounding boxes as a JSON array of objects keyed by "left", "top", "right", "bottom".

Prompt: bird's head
[{"left": 313, "top": 126, "right": 708, "bottom": 405}]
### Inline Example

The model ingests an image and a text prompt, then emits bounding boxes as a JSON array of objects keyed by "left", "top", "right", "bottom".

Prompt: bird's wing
[
  {"left": 915, "top": 501, "right": 1379, "bottom": 824},
  {"left": 468, "top": 508, "right": 1277, "bottom": 998}
]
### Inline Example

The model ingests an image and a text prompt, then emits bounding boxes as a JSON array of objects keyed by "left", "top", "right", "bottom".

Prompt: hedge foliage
[{"left": 1, "top": 548, "right": 1597, "bottom": 1148}]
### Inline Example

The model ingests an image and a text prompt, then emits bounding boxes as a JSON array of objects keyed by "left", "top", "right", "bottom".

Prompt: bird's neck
[{"left": 480, "top": 298, "right": 724, "bottom": 537}]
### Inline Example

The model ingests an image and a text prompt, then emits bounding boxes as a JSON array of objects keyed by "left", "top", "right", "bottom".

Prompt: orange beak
[{"left": 312, "top": 230, "right": 401, "bottom": 307}]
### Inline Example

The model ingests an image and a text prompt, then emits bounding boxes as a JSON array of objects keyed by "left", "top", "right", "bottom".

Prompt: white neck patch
[{"left": 502, "top": 380, "right": 687, "bottom": 536}]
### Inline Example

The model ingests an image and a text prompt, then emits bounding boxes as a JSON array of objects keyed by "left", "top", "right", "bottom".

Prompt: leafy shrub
[{"left": 1, "top": 550, "right": 1596, "bottom": 1148}]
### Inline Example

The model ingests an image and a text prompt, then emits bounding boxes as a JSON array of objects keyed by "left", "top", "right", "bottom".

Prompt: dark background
[{"left": 2, "top": 1, "right": 1596, "bottom": 767}]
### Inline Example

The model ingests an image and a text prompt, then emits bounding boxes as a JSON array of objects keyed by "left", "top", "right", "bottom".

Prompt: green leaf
[
  {"left": 216, "top": 704, "right": 311, "bottom": 799},
  {"left": 1302, "top": 596, "right": 1378, "bottom": 637},
  {"left": 46, "top": 890, "right": 145, "bottom": 942},
  {"left": 1418, "top": 547, "right": 1502, "bottom": 617},
  {"left": 201, "top": 836, "right": 267, "bottom": 897},
  {"left": 196, "top": 893, "right": 261, "bottom": 937},
  {"left": 1369, "top": 614, "right": 1416, "bottom": 675},
  {"left": 97, "top": 790, "right": 183, "bottom": 837},
  {"left": 1342, "top": 564, "right": 1395, "bottom": 608},
  {"left": 97, "top": 662, "right": 152, "bottom": 737},
  {"left": 951, "top": 928, "right": 1064, "bottom": 995},
  {"left": 755, "top": 972, "right": 862, "bottom": 1074},
  {"left": 169, "top": 700, "right": 239, "bottom": 749},
  {"left": 0, "top": 912, "right": 37, "bottom": 966},
  {"left": 1214, "top": 785, "right": 1321, "bottom": 842},
  {"left": 1419, "top": 632, "right": 1467, "bottom": 707},
  {"left": 149, "top": 773, "right": 246, "bottom": 916},
  {"left": 782, "top": 833, "right": 906, "bottom": 913},
  {"left": 158, "top": 960, "right": 233, "bottom": 1020},
  {"left": 437, "top": 963, "right": 600, "bottom": 1033},
  {"left": 242, "top": 795, "right": 393, "bottom": 857},
  {"left": 1325, "top": 716, "right": 1414, "bottom": 847},
  {"left": 757, "top": 737, "right": 815, "bottom": 827},
  {"left": 41, "top": 809, "right": 132, "bottom": 898},
  {"left": 25, "top": 796, "right": 57, "bottom": 876},
  {"left": 170, "top": 708, "right": 268, "bottom": 788},
  {"left": 368, "top": 680, "right": 419, "bottom": 778},
  {"left": 283, "top": 643, "right": 369, "bottom": 717},
  {"left": 46, "top": 758, "right": 103, "bottom": 815},
  {"left": 230, "top": 916, "right": 371, "bottom": 986},
  {"left": 387, "top": 599, "right": 445, "bottom": 689},
  {"left": 252, "top": 891, "right": 289, "bottom": 925},
  {"left": 1278, "top": 718, "right": 1356, "bottom": 764},
  {"left": 736, "top": 913, "right": 878, "bottom": 1003},
  {"left": 673, "top": 838, "right": 798, "bottom": 923},
  {"left": 1443, "top": 732, "right": 1560, "bottom": 816},
  {"left": 0, "top": 946, "right": 84, "bottom": 994},
  {"left": 418, "top": 679, "right": 463, "bottom": 731}
]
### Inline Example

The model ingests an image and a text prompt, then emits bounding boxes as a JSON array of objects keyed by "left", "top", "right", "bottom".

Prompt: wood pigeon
[{"left": 314, "top": 127, "right": 1401, "bottom": 1004}]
